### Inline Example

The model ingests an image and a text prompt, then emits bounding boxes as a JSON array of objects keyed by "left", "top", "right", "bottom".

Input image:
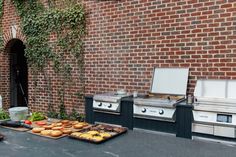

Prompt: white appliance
[{"left": 192, "top": 79, "right": 236, "bottom": 138}]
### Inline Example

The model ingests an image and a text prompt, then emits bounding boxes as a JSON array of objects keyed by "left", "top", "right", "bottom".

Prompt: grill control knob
[
  {"left": 98, "top": 103, "right": 102, "bottom": 107},
  {"left": 108, "top": 104, "right": 112, "bottom": 108},
  {"left": 159, "top": 109, "right": 164, "bottom": 115},
  {"left": 142, "top": 108, "right": 147, "bottom": 113}
]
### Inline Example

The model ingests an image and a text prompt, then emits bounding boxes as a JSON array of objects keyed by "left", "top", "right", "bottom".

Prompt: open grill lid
[
  {"left": 150, "top": 68, "right": 189, "bottom": 96},
  {"left": 194, "top": 79, "right": 236, "bottom": 114},
  {"left": 194, "top": 79, "right": 236, "bottom": 104},
  {"left": 134, "top": 68, "right": 189, "bottom": 107}
]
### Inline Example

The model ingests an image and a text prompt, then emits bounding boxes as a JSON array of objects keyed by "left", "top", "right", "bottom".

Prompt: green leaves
[
  {"left": 12, "top": 0, "right": 86, "bottom": 117},
  {"left": 12, "top": 0, "right": 86, "bottom": 74}
]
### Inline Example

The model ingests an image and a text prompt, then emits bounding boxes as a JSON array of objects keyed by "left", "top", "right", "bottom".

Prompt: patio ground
[{"left": 0, "top": 127, "right": 236, "bottom": 157}]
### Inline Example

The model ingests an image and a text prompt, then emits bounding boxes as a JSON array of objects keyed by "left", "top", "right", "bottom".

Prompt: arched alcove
[{"left": 5, "top": 39, "right": 28, "bottom": 107}]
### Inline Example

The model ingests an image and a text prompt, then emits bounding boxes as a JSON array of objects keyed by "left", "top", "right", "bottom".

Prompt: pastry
[
  {"left": 61, "top": 120, "right": 69, "bottom": 124},
  {"left": 99, "top": 132, "right": 111, "bottom": 138},
  {"left": 55, "top": 123, "right": 62, "bottom": 126},
  {"left": 72, "top": 121, "right": 79, "bottom": 125},
  {"left": 50, "top": 130, "right": 63, "bottom": 137},
  {"left": 40, "top": 130, "right": 52, "bottom": 136},
  {"left": 92, "top": 135, "right": 103, "bottom": 142},
  {"left": 73, "top": 124, "right": 84, "bottom": 129},
  {"left": 42, "top": 125, "right": 54, "bottom": 129},
  {"left": 62, "top": 129, "right": 72, "bottom": 134},
  {"left": 87, "top": 131, "right": 99, "bottom": 136},
  {"left": 52, "top": 126, "right": 63, "bottom": 130},
  {"left": 113, "top": 127, "right": 124, "bottom": 133},
  {"left": 71, "top": 132, "right": 82, "bottom": 137},
  {"left": 79, "top": 133, "right": 93, "bottom": 139},
  {"left": 63, "top": 124, "right": 72, "bottom": 128},
  {"left": 78, "top": 122, "right": 88, "bottom": 126},
  {"left": 32, "top": 127, "right": 45, "bottom": 133}
]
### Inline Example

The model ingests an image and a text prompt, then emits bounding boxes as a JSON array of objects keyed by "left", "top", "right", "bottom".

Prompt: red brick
[{"left": 1, "top": 0, "right": 236, "bottom": 113}]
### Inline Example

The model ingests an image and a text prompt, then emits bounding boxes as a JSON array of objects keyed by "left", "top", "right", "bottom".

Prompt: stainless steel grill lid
[
  {"left": 150, "top": 68, "right": 189, "bottom": 95},
  {"left": 194, "top": 79, "right": 236, "bottom": 106}
]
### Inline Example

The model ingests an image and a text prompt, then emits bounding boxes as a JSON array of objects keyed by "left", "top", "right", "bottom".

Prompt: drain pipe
[{"left": 0, "top": 95, "right": 2, "bottom": 109}]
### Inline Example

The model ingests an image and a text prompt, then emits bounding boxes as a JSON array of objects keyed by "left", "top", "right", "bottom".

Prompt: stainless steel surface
[
  {"left": 192, "top": 123, "right": 214, "bottom": 135},
  {"left": 134, "top": 97, "right": 179, "bottom": 108},
  {"left": 150, "top": 68, "right": 189, "bottom": 95},
  {"left": 133, "top": 68, "right": 189, "bottom": 122},
  {"left": 214, "top": 126, "right": 236, "bottom": 138},
  {"left": 94, "top": 92, "right": 130, "bottom": 103},
  {"left": 93, "top": 110, "right": 121, "bottom": 115},
  {"left": 193, "top": 79, "right": 236, "bottom": 138},
  {"left": 194, "top": 79, "right": 236, "bottom": 100},
  {"left": 93, "top": 92, "right": 131, "bottom": 113}
]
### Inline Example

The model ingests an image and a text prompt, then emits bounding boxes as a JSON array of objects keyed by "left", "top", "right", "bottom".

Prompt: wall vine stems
[{"left": 11, "top": 0, "right": 86, "bottom": 118}]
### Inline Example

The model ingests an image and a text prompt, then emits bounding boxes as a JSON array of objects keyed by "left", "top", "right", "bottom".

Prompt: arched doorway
[{"left": 6, "top": 39, "right": 28, "bottom": 107}]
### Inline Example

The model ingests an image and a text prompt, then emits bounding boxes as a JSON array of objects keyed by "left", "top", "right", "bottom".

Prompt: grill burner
[{"left": 192, "top": 79, "right": 236, "bottom": 138}]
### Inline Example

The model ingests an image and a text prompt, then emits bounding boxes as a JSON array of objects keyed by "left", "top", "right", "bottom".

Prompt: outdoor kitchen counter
[{"left": 1, "top": 127, "right": 236, "bottom": 157}]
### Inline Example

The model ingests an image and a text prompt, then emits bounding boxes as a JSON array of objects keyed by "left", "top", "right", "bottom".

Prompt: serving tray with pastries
[
  {"left": 29, "top": 120, "right": 91, "bottom": 139},
  {"left": 69, "top": 124, "right": 127, "bottom": 144}
]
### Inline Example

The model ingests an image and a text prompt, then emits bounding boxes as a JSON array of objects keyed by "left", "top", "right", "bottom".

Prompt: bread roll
[
  {"left": 40, "top": 130, "right": 52, "bottom": 136},
  {"left": 61, "top": 120, "right": 69, "bottom": 124},
  {"left": 32, "top": 127, "right": 45, "bottom": 133},
  {"left": 43, "top": 125, "right": 54, "bottom": 129},
  {"left": 50, "top": 130, "right": 63, "bottom": 137},
  {"left": 55, "top": 123, "right": 62, "bottom": 126},
  {"left": 73, "top": 124, "right": 83, "bottom": 129},
  {"left": 72, "top": 121, "right": 79, "bottom": 125},
  {"left": 62, "top": 129, "right": 72, "bottom": 134},
  {"left": 52, "top": 126, "right": 63, "bottom": 130}
]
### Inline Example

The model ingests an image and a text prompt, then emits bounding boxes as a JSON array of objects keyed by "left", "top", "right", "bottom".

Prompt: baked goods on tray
[
  {"left": 69, "top": 124, "right": 127, "bottom": 143},
  {"left": 30, "top": 120, "right": 91, "bottom": 139}
]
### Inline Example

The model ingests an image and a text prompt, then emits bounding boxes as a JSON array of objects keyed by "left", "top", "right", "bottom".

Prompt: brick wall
[
  {"left": 1, "top": 0, "right": 236, "bottom": 113},
  {"left": 84, "top": 0, "right": 236, "bottom": 96}
]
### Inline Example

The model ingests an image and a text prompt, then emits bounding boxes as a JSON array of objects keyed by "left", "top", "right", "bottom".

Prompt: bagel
[
  {"left": 50, "top": 130, "right": 63, "bottom": 137},
  {"left": 32, "top": 127, "right": 45, "bottom": 133},
  {"left": 52, "top": 126, "right": 63, "bottom": 130},
  {"left": 40, "top": 130, "right": 52, "bottom": 136}
]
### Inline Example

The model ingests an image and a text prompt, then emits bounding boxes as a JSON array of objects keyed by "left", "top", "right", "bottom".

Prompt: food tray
[
  {"left": 69, "top": 124, "right": 127, "bottom": 144},
  {"left": 29, "top": 120, "right": 92, "bottom": 139},
  {"left": 0, "top": 126, "right": 30, "bottom": 132}
]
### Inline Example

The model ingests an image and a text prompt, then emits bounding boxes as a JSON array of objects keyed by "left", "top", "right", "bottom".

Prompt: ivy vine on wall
[{"left": 11, "top": 0, "right": 86, "bottom": 119}]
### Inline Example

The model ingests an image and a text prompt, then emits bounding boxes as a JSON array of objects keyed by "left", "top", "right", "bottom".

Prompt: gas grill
[
  {"left": 133, "top": 68, "right": 189, "bottom": 132},
  {"left": 85, "top": 91, "right": 133, "bottom": 129},
  {"left": 192, "top": 79, "right": 236, "bottom": 138},
  {"left": 134, "top": 95, "right": 185, "bottom": 121},
  {"left": 93, "top": 92, "right": 132, "bottom": 113}
]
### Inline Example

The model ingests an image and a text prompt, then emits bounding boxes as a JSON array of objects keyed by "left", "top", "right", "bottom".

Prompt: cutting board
[{"left": 0, "top": 125, "right": 30, "bottom": 132}]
